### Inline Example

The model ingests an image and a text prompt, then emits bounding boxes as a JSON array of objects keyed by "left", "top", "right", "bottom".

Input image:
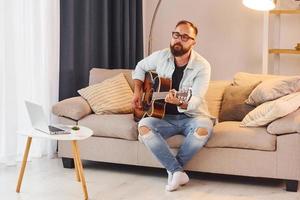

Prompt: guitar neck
[
  {"left": 152, "top": 92, "right": 186, "bottom": 100},
  {"left": 152, "top": 92, "right": 169, "bottom": 100}
]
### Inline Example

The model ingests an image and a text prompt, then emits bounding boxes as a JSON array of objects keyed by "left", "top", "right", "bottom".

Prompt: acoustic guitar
[{"left": 133, "top": 71, "right": 192, "bottom": 122}]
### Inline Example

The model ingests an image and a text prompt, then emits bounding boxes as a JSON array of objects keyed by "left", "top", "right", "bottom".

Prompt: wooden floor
[{"left": 1, "top": 157, "right": 300, "bottom": 200}]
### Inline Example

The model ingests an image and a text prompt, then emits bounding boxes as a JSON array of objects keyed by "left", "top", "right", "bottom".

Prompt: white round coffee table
[{"left": 16, "top": 126, "right": 93, "bottom": 200}]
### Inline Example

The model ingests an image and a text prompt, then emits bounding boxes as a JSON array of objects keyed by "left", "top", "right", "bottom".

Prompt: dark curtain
[{"left": 59, "top": 0, "right": 143, "bottom": 100}]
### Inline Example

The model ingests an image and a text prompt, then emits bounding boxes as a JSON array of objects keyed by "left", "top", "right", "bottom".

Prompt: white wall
[{"left": 143, "top": 0, "right": 300, "bottom": 80}]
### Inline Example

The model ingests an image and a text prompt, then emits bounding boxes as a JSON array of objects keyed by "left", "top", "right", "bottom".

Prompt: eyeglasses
[{"left": 172, "top": 32, "right": 195, "bottom": 42}]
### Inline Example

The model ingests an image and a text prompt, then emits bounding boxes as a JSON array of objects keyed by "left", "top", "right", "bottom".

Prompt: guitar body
[{"left": 133, "top": 71, "right": 172, "bottom": 122}]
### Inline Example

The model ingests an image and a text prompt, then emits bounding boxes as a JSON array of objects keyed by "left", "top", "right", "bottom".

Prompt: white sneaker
[{"left": 165, "top": 171, "right": 189, "bottom": 192}]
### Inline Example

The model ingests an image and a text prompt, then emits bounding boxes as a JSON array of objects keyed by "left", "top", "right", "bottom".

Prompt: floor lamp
[{"left": 147, "top": 0, "right": 162, "bottom": 56}]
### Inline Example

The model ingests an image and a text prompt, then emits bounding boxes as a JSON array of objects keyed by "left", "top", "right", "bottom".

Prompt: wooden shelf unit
[
  {"left": 270, "top": 9, "right": 300, "bottom": 15},
  {"left": 262, "top": 7, "right": 300, "bottom": 74},
  {"left": 269, "top": 49, "right": 300, "bottom": 54},
  {"left": 268, "top": 10, "right": 300, "bottom": 56}
]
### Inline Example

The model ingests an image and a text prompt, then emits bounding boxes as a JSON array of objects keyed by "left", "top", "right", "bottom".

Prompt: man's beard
[{"left": 170, "top": 43, "right": 190, "bottom": 57}]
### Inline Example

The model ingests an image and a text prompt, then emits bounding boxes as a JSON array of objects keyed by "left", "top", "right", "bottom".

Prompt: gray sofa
[{"left": 52, "top": 68, "right": 300, "bottom": 192}]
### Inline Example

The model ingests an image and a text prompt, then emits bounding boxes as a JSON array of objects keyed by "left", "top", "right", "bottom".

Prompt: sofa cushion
[
  {"left": 241, "top": 92, "right": 300, "bottom": 127},
  {"left": 218, "top": 84, "right": 256, "bottom": 122},
  {"left": 165, "top": 121, "right": 276, "bottom": 151},
  {"left": 205, "top": 80, "right": 231, "bottom": 118},
  {"left": 246, "top": 76, "right": 300, "bottom": 106},
  {"left": 233, "top": 72, "right": 286, "bottom": 86},
  {"left": 89, "top": 68, "right": 134, "bottom": 90},
  {"left": 52, "top": 96, "right": 92, "bottom": 120},
  {"left": 78, "top": 114, "right": 138, "bottom": 140},
  {"left": 267, "top": 109, "right": 300, "bottom": 135},
  {"left": 206, "top": 121, "right": 276, "bottom": 151},
  {"left": 78, "top": 73, "right": 133, "bottom": 114}
]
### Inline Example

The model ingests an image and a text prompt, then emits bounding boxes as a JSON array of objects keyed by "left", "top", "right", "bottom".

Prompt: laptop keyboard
[{"left": 48, "top": 125, "right": 70, "bottom": 134}]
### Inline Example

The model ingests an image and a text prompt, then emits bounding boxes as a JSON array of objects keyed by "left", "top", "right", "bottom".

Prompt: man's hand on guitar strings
[{"left": 165, "top": 89, "right": 181, "bottom": 105}]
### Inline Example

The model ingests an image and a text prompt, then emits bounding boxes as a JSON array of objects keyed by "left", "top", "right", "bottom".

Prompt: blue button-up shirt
[{"left": 132, "top": 48, "right": 213, "bottom": 119}]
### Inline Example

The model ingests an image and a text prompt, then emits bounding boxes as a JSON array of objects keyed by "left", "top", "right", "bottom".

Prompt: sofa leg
[
  {"left": 62, "top": 157, "right": 75, "bottom": 169},
  {"left": 286, "top": 180, "right": 298, "bottom": 192}
]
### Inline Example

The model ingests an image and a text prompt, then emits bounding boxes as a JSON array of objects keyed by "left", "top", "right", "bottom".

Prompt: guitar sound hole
[
  {"left": 156, "top": 100, "right": 165, "bottom": 106},
  {"left": 153, "top": 77, "right": 159, "bottom": 92}
]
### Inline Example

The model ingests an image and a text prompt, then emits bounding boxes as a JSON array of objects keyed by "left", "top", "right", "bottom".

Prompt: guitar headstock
[{"left": 176, "top": 88, "right": 192, "bottom": 103}]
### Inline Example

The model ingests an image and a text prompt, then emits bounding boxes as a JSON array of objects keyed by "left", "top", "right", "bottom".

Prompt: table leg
[
  {"left": 71, "top": 142, "right": 81, "bottom": 182},
  {"left": 16, "top": 136, "right": 32, "bottom": 193},
  {"left": 72, "top": 140, "right": 88, "bottom": 200}
]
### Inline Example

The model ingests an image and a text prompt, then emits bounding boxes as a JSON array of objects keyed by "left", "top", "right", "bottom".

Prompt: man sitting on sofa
[{"left": 132, "top": 20, "right": 214, "bottom": 192}]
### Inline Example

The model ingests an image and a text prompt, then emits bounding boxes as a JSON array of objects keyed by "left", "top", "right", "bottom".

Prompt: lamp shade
[{"left": 243, "top": 0, "right": 276, "bottom": 11}]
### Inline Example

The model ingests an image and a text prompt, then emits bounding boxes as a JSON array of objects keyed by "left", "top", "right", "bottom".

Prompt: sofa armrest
[
  {"left": 52, "top": 96, "right": 92, "bottom": 120},
  {"left": 276, "top": 134, "right": 300, "bottom": 180}
]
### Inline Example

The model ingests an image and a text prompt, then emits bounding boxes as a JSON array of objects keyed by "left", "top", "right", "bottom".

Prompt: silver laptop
[{"left": 25, "top": 101, "right": 70, "bottom": 135}]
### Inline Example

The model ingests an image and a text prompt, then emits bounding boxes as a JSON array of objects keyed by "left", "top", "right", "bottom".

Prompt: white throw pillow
[
  {"left": 267, "top": 109, "right": 300, "bottom": 135},
  {"left": 241, "top": 92, "right": 300, "bottom": 127},
  {"left": 246, "top": 76, "right": 300, "bottom": 106}
]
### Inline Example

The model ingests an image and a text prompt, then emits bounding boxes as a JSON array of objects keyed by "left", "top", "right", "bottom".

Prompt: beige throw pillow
[
  {"left": 246, "top": 76, "right": 300, "bottom": 106},
  {"left": 78, "top": 73, "right": 133, "bottom": 114},
  {"left": 205, "top": 80, "right": 231, "bottom": 118},
  {"left": 267, "top": 109, "right": 300, "bottom": 135},
  {"left": 241, "top": 92, "right": 300, "bottom": 127},
  {"left": 52, "top": 96, "right": 92, "bottom": 120}
]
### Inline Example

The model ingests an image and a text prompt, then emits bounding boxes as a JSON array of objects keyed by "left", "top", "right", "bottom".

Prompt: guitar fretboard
[
  {"left": 152, "top": 92, "right": 169, "bottom": 100},
  {"left": 152, "top": 92, "right": 187, "bottom": 100}
]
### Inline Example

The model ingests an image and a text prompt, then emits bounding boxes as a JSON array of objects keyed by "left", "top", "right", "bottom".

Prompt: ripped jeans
[{"left": 138, "top": 114, "right": 213, "bottom": 173}]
